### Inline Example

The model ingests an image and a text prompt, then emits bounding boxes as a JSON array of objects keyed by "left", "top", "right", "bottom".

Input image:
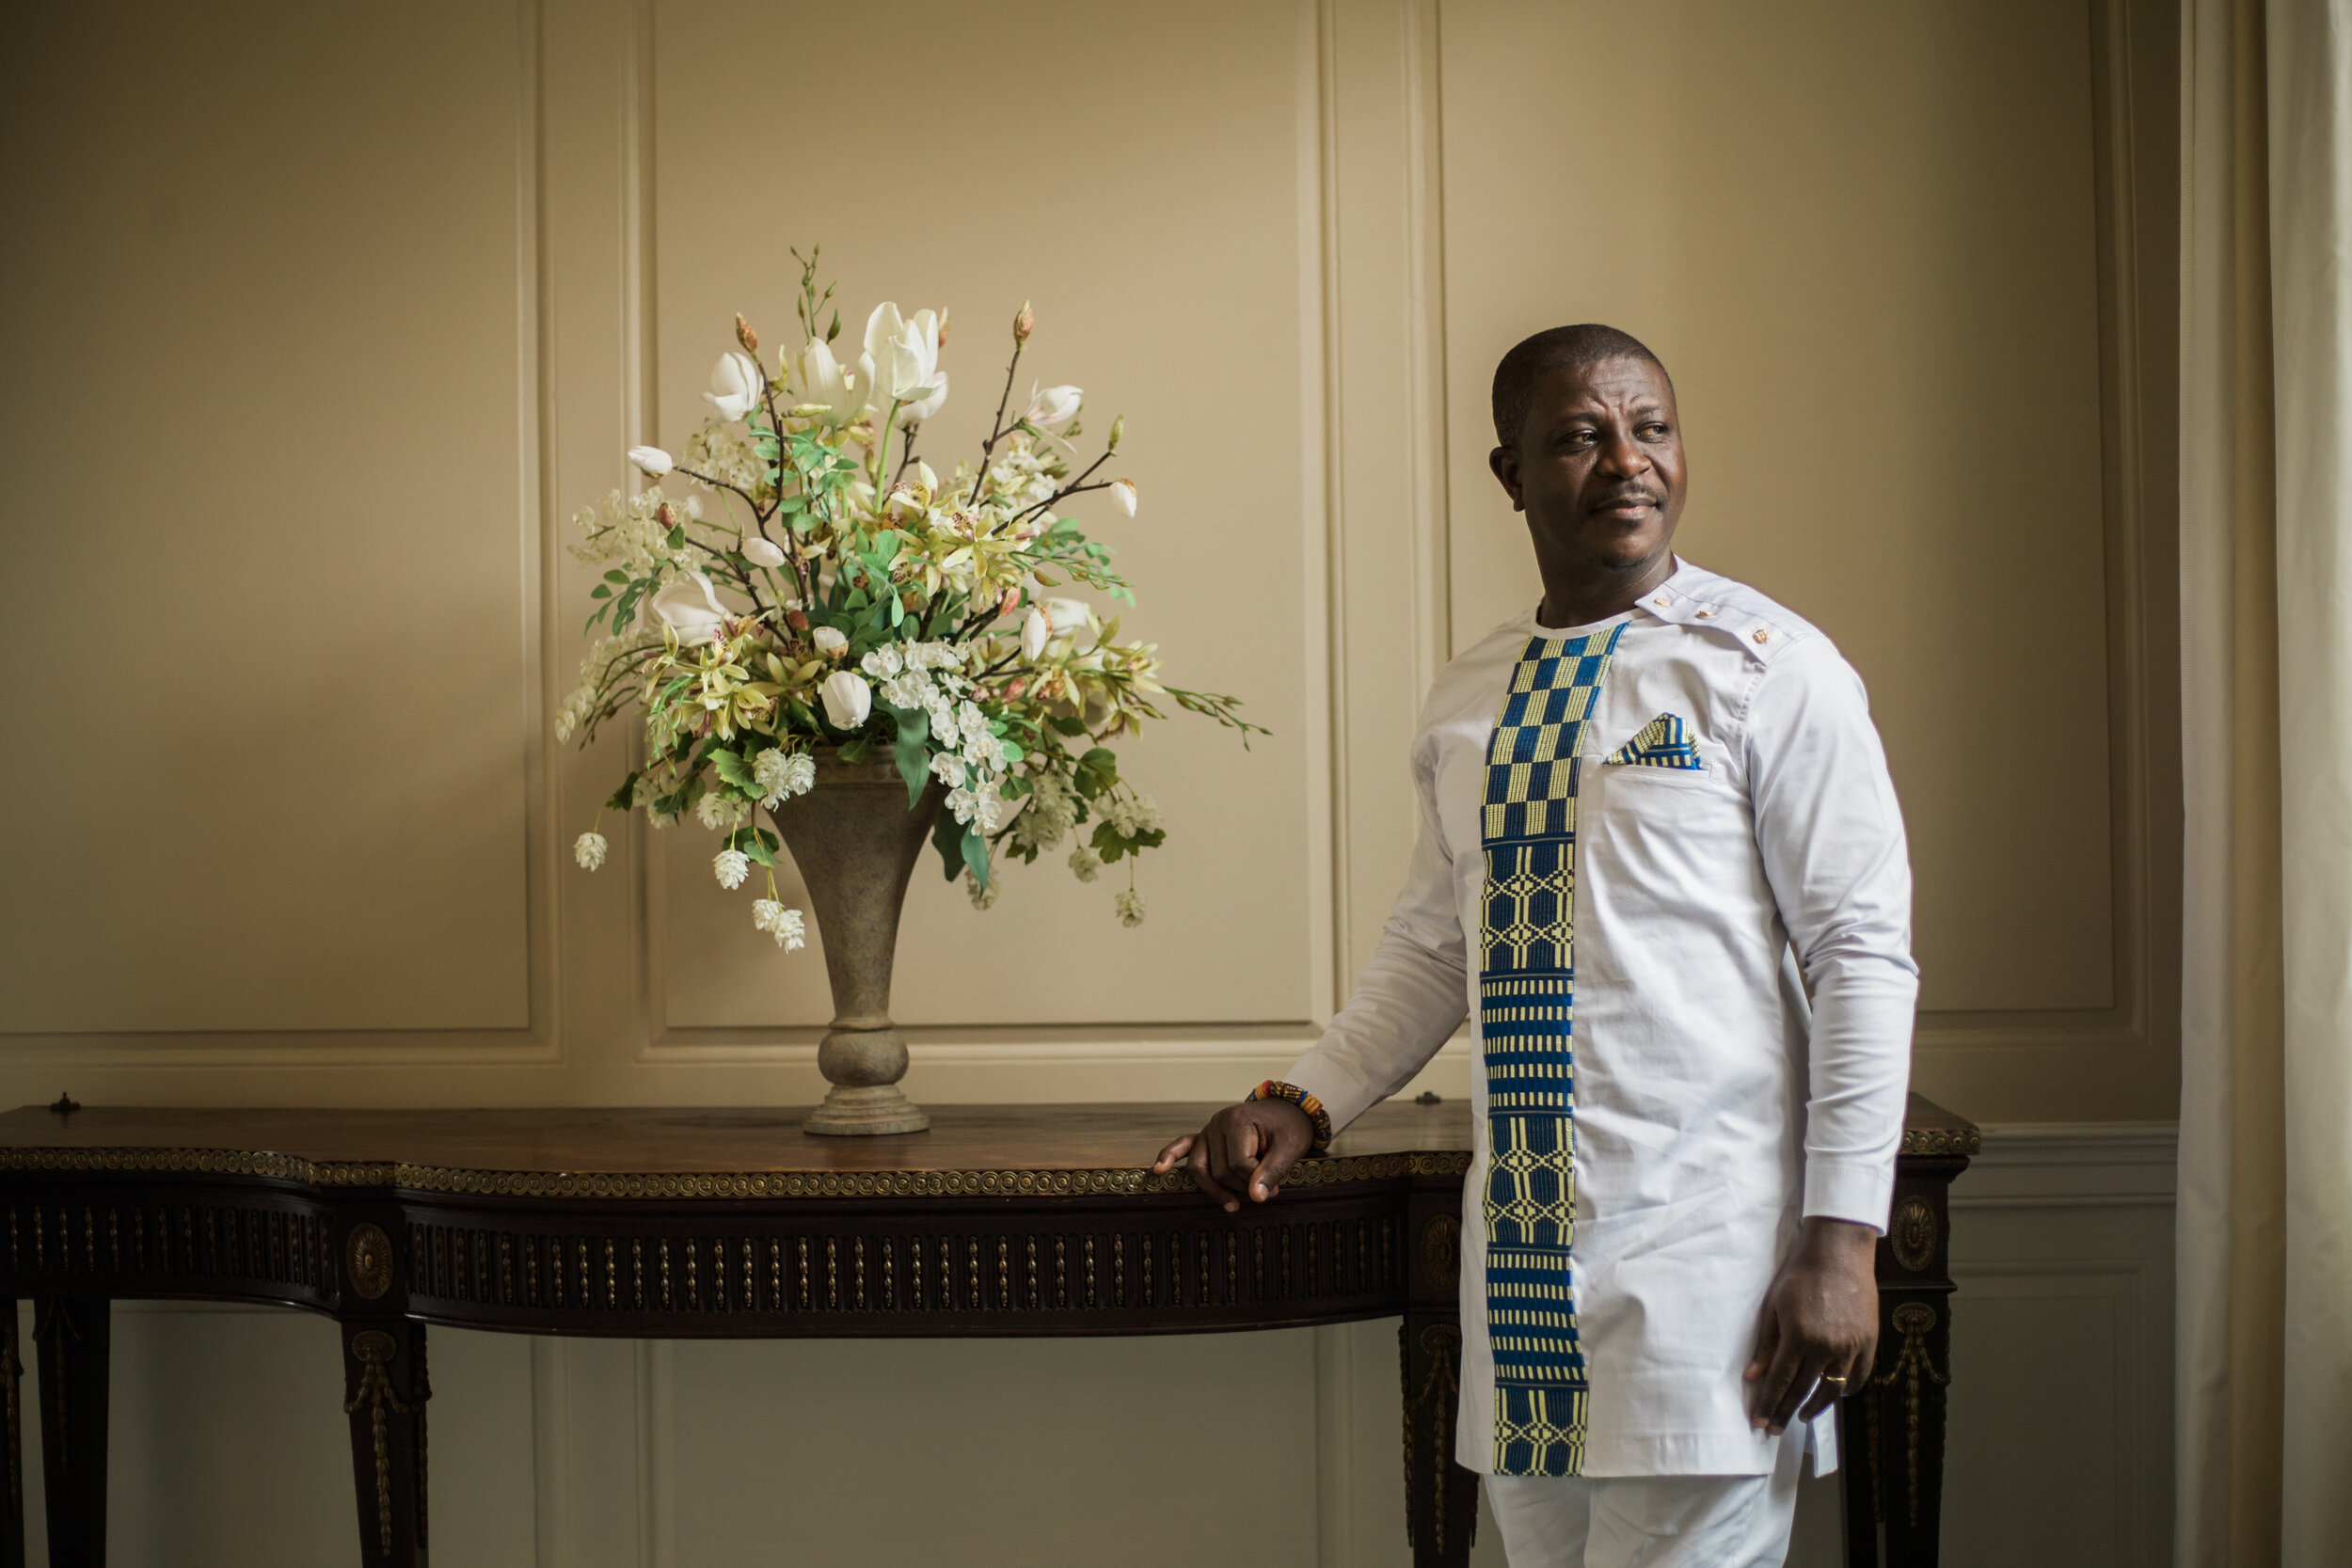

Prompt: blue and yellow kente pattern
[
  {"left": 1479, "top": 623, "right": 1624, "bottom": 1477},
  {"left": 1605, "top": 711, "right": 1704, "bottom": 770}
]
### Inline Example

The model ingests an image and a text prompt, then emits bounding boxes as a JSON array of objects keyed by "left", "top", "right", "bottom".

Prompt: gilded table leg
[
  {"left": 1835, "top": 1390, "right": 1881, "bottom": 1568},
  {"left": 1400, "top": 1314, "right": 1480, "bottom": 1568},
  {"left": 1, "top": 1299, "right": 23, "bottom": 1568},
  {"left": 31, "top": 1299, "right": 106, "bottom": 1568},
  {"left": 341, "top": 1320, "right": 428, "bottom": 1568},
  {"left": 1873, "top": 1296, "right": 1949, "bottom": 1567}
]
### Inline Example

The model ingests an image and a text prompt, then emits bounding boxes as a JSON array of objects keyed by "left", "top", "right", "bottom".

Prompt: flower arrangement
[{"left": 560, "top": 251, "right": 1262, "bottom": 952}]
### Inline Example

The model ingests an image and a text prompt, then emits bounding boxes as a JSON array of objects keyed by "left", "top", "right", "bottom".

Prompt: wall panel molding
[{"left": 1907, "top": 0, "right": 2183, "bottom": 1122}]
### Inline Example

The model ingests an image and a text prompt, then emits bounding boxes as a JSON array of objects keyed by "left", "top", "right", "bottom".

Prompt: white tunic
[{"left": 1283, "top": 560, "right": 1917, "bottom": 1477}]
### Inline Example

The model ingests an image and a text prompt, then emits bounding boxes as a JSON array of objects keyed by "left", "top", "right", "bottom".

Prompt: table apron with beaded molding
[{"left": 0, "top": 1097, "right": 1974, "bottom": 1568}]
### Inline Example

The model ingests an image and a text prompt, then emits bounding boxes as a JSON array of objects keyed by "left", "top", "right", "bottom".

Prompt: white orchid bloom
[
  {"left": 740, "top": 536, "right": 787, "bottom": 568},
  {"left": 863, "top": 303, "right": 947, "bottom": 410},
  {"left": 1022, "top": 607, "right": 1051, "bottom": 661},
  {"left": 648, "top": 572, "right": 730, "bottom": 644},
  {"left": 792, "top": 339, "right": 866, "bottom": 427},
  {"left": 627, "top": 445, "right": 674, "bottom": 476},
  {"left": 818, "top": 670, "right": 872, "bottom": 730},
  {"left": 1107, "top": 478, "right": 1137, "bottom": 517},
  {"left": 811, "top": 626, "right": 848, "bottom": 656},
  {"left": 1023, "top": 384, "right": 1084, "bottom": 434},
  {"left": 704, "top": 351, "right": 764, "bottom": 421}
]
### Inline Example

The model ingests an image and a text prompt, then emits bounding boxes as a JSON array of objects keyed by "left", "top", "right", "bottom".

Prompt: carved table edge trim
[{"left": 0, "top": 1146, "right": 1475, "bottom": 1199}]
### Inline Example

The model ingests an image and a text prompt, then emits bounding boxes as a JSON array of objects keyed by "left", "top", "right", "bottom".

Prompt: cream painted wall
[
  {"left": 0, "top": 0, "right": 2181, "bottom": 1562},
  {"left": 0, "top": 0, "right": 2177, "bottom": 1121}
]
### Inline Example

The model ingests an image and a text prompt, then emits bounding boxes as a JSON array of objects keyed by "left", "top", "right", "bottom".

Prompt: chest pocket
[{"left": 1603, "top": 712, "right": 1706, "bottom": 771}]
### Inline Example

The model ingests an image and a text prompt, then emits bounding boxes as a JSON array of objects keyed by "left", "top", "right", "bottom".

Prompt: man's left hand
[{"left": 1744, "top": 1216, "right": 1880, "bottom": 1434}]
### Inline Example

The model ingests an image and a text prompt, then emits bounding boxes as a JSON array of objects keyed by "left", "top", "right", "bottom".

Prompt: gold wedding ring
[{"left": 1821, "top": 1374, "right": 1848, "bottom": 1386}]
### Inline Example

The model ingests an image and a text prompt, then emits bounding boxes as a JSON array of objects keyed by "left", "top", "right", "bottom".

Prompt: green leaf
[
  {"left": 604, "top": 772, "right": 640, "bottom": 811},
  {"left": 931, "top": 802, "right": 966, "bottom": 881},
  {"left": 961, "top": 825, "right": 991, "bottom": 891},
  {"left": 886, "top": 703, "right": 930, "bottom": 807},
  {"left": 712, "top": 751, "right": 757, "bottom": 791},
  {"left": 1047, "top": 716, "right": 1088, "bottom": 736},
  {"left": 590, "top": 584, "right": 612, "bottom": 599},
  {"left": 840, "top": 733, "right": 877, "bottom": 764},
  {"left": 604, "top": 569, "right": 630, "bottom": 584},
  {"left": 742, "top": 838, "right": 777, "bottom": 867}
]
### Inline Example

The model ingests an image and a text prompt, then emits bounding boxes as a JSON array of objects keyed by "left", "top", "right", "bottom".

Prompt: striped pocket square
[{"left": 1605, "top": 713, "right": 1705, "bottom": 770}]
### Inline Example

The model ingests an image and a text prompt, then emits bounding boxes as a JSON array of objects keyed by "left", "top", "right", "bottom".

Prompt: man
[{"left": 1154, "top": 326, "right": 1916, "bottom": 1566}]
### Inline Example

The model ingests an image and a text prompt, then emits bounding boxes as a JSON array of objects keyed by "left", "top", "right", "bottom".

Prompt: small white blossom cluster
[
  {"left": 712, "top": 847, "right": 750, "bottom": 890},
  {"left": 862, "top": 642, "right": 1011, "bottom": 832},
  {"left": 1009, "top": 769, "right": 1078, "bottom": 854},
  {"left": 753, "top": 898, "right": 806, "bottom": 951},
  {"left": 752, "top": 747, "right": 817, "bottom": 808},
  {"left": 554, "top": 629, "right": 661, "bottom": 742},
  {"left": 980, "top": 438, "right": 1060, "bottom": 511},
  {"left": 574, "top": 831, "right": 608, "bottom": 870},
  {"left": 1104, "top": 793, "right": 1162, "bottom": 839},
  {"left": 1115, "top": 888, "right": 1146, "bottom": 927},
  {"left": 696, "top": 793, "right": 750, "bottom": 831},
  {"left": 685, "top": 424, "right": 765, "bottom": 494},
  {"left": 568, "top": 485, "right": 707, "bottom": 578},
  {"left": 962, "top": 869, "right": 998, "bottom": 910},
  {"left": 1068, "top": 846, "right": 1102, "bottom": 882}
]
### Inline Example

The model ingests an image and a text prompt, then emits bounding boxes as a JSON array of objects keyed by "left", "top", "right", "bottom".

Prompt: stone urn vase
[{"left": 768, "top": 750, "right": 947, "bottom": 1136}]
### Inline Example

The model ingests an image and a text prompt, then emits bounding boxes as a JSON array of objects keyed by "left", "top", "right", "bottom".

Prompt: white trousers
[{"left": 1485, "top": 1434, "right": 1804, "bottom": 1568}]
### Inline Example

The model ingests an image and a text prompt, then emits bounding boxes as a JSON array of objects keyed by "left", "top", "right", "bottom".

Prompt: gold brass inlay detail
[
  {"left": 344, "top": 1330, "right": 407, "bottom": 1557},
  {"left": 1899, "top": 1126, "right": 1980, "bottom": 1157},
  {"left": 345, "top": 1223, "right": 394, "bottom": 1301},
  {"left": 1889, "top": 1196, "right": 1938, "bottom": 1273},
  {"left": 0, "top": 1146, "right": 1471, "bottom": 1199}
]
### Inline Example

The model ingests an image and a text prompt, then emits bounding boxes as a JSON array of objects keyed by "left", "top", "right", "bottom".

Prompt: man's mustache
[{"left": 1592, "top": 487, "right": 1662, "bottom": 509}]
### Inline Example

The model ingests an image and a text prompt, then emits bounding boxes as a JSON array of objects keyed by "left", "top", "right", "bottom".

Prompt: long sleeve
[
  {"left": 1279, "top": 756, "right": 1470, "bottom": 1133},
  {"left": 1746, "top": 639, "right": 1920, "bottom": 1230}
]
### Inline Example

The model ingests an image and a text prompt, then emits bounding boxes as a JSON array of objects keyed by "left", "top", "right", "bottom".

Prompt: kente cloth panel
[{"left": 1479, "top": 623, "right": 1623, "bottom": 1477}]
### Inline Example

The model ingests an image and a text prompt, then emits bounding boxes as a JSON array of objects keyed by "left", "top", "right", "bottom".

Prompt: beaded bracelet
[{"left": 1247, "top": 1080, "right": 1332, "bottom": 1155}]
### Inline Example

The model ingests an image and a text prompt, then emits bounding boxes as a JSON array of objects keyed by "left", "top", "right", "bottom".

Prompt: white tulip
[
  {"left": 863, "top": 303, "right": 947, "bottom": 410},
  {"left": 1107, "top": 479, "right": 1137, "bottom": 517},
  {"left": 648, "top": 571, "right": 730, "bottom": 643},
  {"left": 1022, "top": 607, "right": 1051, "bottom": 661},
  {"left": 811, "top": 626, "right": 848, "bottom": 656},
  {"left": 792, "top": 339, "right": 866, "bottom": 427},
  {"left": 627, "top": 445, "right": 674, "bottom": 476},
  {"left": 819, "top": 670, "right": 872, "bottom": 730},
  {"left": 740, "top": 536, "right": 787, "bottom": 568},
  {"left": 1023, "top": 383, "right": 1084, "bottom": 434},
  {"left": 1044, "top": 596, "right": 1097, "bottom": 639},
  {"left": 704, "top": 351, "right": 765, "bottom": 421},
  {"left": 901, "top": 372, "right": 949, "bottom": 424}
]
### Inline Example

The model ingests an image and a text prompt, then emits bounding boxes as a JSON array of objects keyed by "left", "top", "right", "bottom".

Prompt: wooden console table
[{"left": 0, "top": 1095, "right": 1974, "bottom": 1567}]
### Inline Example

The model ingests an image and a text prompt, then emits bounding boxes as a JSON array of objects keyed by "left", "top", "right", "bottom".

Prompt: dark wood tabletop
[{"left": 0, "top": 1091, "right": 1968, "bottom": 1177}]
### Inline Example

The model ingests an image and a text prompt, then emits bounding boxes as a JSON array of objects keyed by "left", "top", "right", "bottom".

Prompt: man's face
[{"left": 1489, "top": 356, "right": 1687, "bottom": 578}]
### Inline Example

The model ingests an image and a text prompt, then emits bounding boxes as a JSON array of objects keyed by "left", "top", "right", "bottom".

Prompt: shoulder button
[{"left": 1753, "top": 628, "right": 1771, "bottom": 643}]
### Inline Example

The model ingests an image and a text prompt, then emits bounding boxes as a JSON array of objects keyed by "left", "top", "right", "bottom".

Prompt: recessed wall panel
[
  {"left": 0, "top": 2, "right": 534, "bottom": 1033},
  {"left": 1439, "top": 0, "right": 2116, "bottom": 1012},
  {"left": 644, "top": 0, "right": 1311, "bottom": 1029}
]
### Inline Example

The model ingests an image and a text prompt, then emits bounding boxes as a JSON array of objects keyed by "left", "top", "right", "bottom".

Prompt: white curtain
[
  {"left": 2178, "top": 1, "right": 2352, "bottom": 1563},
  {"left": 2267, "top": 2, "right": 2352, "bottom": 1560}
]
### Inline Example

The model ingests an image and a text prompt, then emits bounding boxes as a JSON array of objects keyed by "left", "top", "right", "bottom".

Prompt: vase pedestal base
[{"left": 803, "top": 1084, "right": 931, "bottom": 1137}]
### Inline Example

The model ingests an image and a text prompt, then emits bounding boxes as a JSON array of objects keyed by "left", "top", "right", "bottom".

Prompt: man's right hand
[{"left": 1152, "top": 1100, "right": 1315, "bottom": 1213}]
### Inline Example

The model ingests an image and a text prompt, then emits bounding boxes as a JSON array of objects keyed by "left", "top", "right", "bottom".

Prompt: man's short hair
[{"left": 1490, "top": 325, "right": 1670, "bottom": 448}]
